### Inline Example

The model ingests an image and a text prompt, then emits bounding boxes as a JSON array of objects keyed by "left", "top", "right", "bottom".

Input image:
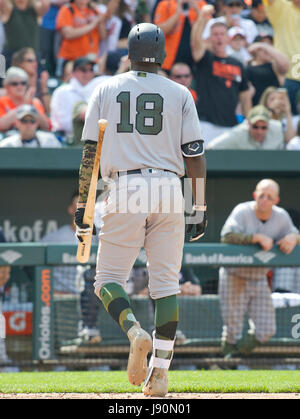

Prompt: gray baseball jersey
[
  {"left": 81, "top": 70, "right": 202, "bottom": 180},
  {"left": 221, "top": 201, "right": 298, "bottom": 240},
  {"left": 220, "top": 200, "right": 298, "bottom": 280}
]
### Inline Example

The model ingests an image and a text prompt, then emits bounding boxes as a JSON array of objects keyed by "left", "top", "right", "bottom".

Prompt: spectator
[
  {"left": 55, "top": 0, "right": 107, "bottom": 76},
  {"left": 39, "top": 0, "right": 69, "bottom": 76},
  {"left": 202, "top": 0, "right": 258, "bottom": 45},
  {"left": 0, "top": 0, "right": 50, "bottom": 68},
  {"left": 286, "top": 119, "right": 300, "bottom": 150},
  {"left": 219, "top": 178, "right": 300, "bottom": 357},
  {"left": 207, "top": 104, "right": 285, "bottom": 149},
  {"left": 259, "top": 86, "right": 296, "bottom": 142},
  {"left": 41, "top": 190, "right": 101, "bottom": 344},
  {"left": 100, "top": 0, "right": 150, "bottom": 51},
  {"left": 191, "top": 5, "right": 251, "bottom": 144},
  {"left": 0, "top": 104, "right": 61, "bottom": 147},
  {"left": 50, "top": 56, "right": 110, "bottom": 139},
  {"left": 246, "top": 41, "right": 289, "bottom": 105},
  {"left": 244, "top": 0, "right": 273, "bottom": 38},
  {"left": 11, "top": 47, "right": 51, "bottom": 114},
  {"left": 96, "top": 0, "right": 124, "bottom": 58},
  {"left": 263, "top": 0, "right": 300, "bottom": 115},
  {"left": 227, "top": 26, "right": 251, "bottom": 65},
  {"left": 0, "top": 66, "right": 50, "bottom": 133},
  {"left": 154, "top": 0, "right": 207, "bottom": 72},
  {"left": 0, "top": 230, "right": 10, "bottom": 364},
  {"left": 169, "top": 61, "right": 198, "bottom": 102}
]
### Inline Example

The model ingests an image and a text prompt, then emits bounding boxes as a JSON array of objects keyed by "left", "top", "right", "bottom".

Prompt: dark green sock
[
  {"left": 100, "top": 283, "right": 137, "bottom": 333},
  {"left": 155, "top": 294, "right": 179, "bottom": 340},
  {"left": 154, "top": 295, "right": 178, "bottom": 360}
]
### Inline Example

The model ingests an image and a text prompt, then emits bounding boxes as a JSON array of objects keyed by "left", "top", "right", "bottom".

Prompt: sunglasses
[
  {"left": 9, "top": 81, "right": 27, "bottom": 86},
  {"left": 19, "top": 118, "right": 37, "bottom": 124},
  {"left": 252, "top": 124, "right": 268, "bottom": 130},
  {"left": 228, "top": 2, "right": 243, "bottom": 6},
  {"left": 77, "top": 67, "right": 94, "bottom": 73},
  {"left": 23, "top": 58, "right": 37, "bottom": 63},
  {"left": 172, "top": 74, "right": 191, "bottom": 79}
]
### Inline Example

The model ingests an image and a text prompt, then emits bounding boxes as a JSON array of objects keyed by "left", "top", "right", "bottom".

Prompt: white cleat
[
  {"left": 143, "top": 367, "right": 168, "bottom": 397},
  {"left": 127, "top": 324, "right": 152, "bottom": 386},
  {"left": 142, "top": 332, "right": 175, "bottom": 397}
]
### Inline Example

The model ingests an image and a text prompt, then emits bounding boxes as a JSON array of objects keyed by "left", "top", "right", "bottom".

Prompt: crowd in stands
[{"left": 0, "top": 0, "right": 298, "bottom": 148}]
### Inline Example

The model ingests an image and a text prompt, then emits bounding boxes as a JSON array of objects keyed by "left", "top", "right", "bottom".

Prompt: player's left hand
[
  {"left": 186, "top": 210, "right": 207, "bottom": 242},
  {"left": 74, "top": 208, "right": 96, "bottom": 243}
]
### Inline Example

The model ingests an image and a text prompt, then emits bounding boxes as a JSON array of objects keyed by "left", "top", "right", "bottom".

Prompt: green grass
[{"left": 0, "top": 370, "right": 300, "bottom": 394}]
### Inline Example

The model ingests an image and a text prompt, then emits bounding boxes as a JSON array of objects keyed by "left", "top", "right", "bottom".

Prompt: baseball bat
[{"left": 76, "top": 119, "right": 108, "bottom": 263}]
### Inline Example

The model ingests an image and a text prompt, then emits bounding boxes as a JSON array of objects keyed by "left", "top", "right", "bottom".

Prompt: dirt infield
[{"left": 0, "top": 392, "right": 299, "bottom": 399}]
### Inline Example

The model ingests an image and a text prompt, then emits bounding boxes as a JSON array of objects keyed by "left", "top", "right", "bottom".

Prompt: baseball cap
[
  {"left": 248, "top": 105, "right": 270, "bottom": 124},
  {"left": 73, "top": 55, "right": 96, "bottom": 71},
  {"left": 16, "top": 104, "right": 38, "bottom": 120},
  {"left": 228, "top": 26, "right": 246, "bottom": 39}
]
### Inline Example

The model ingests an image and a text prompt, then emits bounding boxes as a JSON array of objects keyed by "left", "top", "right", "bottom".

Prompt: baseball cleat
[
  {"left": 127, "top": 324, "right": 152, "bottom": 386},
  {"left": 143, "top": 367, "right": 168, "bottom": 397}
]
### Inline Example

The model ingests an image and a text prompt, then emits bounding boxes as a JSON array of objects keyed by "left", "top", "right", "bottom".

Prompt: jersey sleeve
[
  {"left": 81, "top": 87, "right": 101, "bottom": 142},
  {"left": 276, "top": 210, "right": 299, "bottom": 240},
  {"left": 181, "top": 88, "right": 203, "bottom": 145},
  {"left": 220, "top": 204, "right": 248, "bottom": 237}
]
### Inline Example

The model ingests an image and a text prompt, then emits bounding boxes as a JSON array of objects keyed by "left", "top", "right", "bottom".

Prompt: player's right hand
[
  {"left": 186, "top": 210, "right": 208, "bottom": 242},
  {"left": 74, "top": 208, "right": 96, "bottom": 243}
]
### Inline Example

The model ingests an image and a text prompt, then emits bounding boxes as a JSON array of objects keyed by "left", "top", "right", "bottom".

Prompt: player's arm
[
  {"left": 75, "top": 140, "right": 97, "bottom": 241},
  {"left": 183, "top": 141, "right": 207, "bottom": 241},
  {"left": 221, "top": 233, "right": 254, "bottom": 245}
]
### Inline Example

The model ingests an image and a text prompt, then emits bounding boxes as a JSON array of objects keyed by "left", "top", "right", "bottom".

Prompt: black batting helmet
[{"left": 128, "top": 23, "right": 166, "bottom": 66}]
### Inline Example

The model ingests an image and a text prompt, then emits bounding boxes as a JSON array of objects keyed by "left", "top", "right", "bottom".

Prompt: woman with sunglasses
[
  {"left": 11, "top": 47, "right": 51, "bottom": 114},
  {"left": 259, "top": 86, "right": 296, "bottom": 142},
  {"left": 0, "top": 66, "right": 50, "bottom": 133}
]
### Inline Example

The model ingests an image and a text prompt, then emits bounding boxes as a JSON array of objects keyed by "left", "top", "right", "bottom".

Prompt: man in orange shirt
[
  {"left": 56, "top": 0, "right": 106, "bottom": 63},
  {"left": 154, "top": 0, "right": 207, "bottom": 72},
  {"left": 0, "top": 67, "right": 50, "bottom": 133}
]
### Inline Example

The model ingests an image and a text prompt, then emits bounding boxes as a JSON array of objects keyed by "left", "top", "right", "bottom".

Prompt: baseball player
[
  {"left": 75, "top": 23, "right": 207, "bottom": 396},
  {"left": 219, "top": 179, "right": 300, "bottom": 357}
]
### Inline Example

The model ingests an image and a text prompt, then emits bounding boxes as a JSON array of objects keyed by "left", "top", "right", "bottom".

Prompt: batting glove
[
  {"left": 186, "top": 209, "right": 207, "bottom": 242},
  {"left": 74, "top": 208, "right": 96, "bottom": 243}
]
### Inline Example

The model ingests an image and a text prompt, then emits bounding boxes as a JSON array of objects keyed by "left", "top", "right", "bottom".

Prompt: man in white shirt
[
  {"left": 207, "top": 105, "right": 285, "bottom": 149},
  {"left": 0, "top": 104, "right": 61, "bottom": 148},
  {"left": 50, "top": 56, "right": 110, "bottom": 136},
  {"left": 202, "top": 0, "right": 258, "bottom": 45}
]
